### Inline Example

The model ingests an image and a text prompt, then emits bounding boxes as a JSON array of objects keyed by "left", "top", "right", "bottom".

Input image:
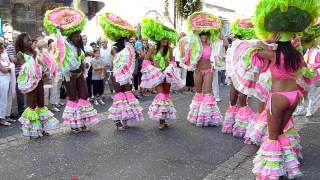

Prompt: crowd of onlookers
[{"left": 0, "top": 31, "right": 229, "bottom": 128}]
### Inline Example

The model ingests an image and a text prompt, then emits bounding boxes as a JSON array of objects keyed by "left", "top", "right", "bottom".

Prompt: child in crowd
[
  {"left": 91, "top": 48, "right": 106, "bottom": 105},
  {"left": 36, "top": 40, "right": 59, "bottom": 112}
]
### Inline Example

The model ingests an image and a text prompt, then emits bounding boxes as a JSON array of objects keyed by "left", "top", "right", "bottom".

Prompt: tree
[{"left": 174, "top": 0, "right": 202, "bottom": 19}]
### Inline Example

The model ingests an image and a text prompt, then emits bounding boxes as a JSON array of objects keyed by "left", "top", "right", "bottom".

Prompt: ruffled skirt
[
  {"left": 17, "top": 60, "right": 42, "bottom": 93},
  {"left": 222, "top": 105, "right": 239, "bottom": 133},
  {"left": 63, "top": 99, "right": 98, "bottom": 128},
  {"left": 19, "top": 107, "right": 59, "bottom": 137},
  {"left": 108, "top": 92, "right": 144, "bottom": 125},
  {"left": 253, "top": 135, "right": 303, "bottom": 180},
  {"left": 244, "top": 111, "right": 303, "bottom": 157},
  {"left": 187, "top": 93, "right": 221, "bottom": 126},
  {"left": 226, "top": 40, "right": 261, "bottom": 96},
  {"left": 140, "top": 60, "right": 184, "bottom": 90},
  {"left": 148, "top": 93, "right": 176, "bottom": 121},
  {"left": 232, "top": 106, "right": 255, "bottom": 138}
]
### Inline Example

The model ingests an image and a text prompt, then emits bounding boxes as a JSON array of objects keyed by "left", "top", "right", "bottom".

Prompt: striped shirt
[{"left": 5, "top": 44, "right": 20, "bottom": 75}]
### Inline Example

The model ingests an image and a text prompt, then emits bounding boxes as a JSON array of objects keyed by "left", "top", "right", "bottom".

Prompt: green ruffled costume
[
  {"left": 99, "top": 12, "right": 136, "bottom": 41},
  {"left": 187, "top": 12, "right": 221, "bottom": 41},
  {"left": 230, "top": 19, "right": 257, "bottom": 40},
  {"left": 253, "top": 0, "right": 320, "bottom": 41},
  {"left": 43, "top": 7, "right": 87, "bottom": 37},
  {"left": 141, "top": 18, "right": 178, "bottom": 44}
]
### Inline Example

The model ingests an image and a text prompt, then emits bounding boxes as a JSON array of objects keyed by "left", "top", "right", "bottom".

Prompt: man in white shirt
[
  {"left": 212, "top": 34, "right": 229, "bottom": 102},
  {"left": 82, "top": 34, "right": 94, "bottom": 99},
  {"left": 82, "top": 35, "right": 93, "bottom": 56},
  {"left": 174, "top": 32, "right": 187, "bottom": 92},
  {"left": 100, "top": 38, "right": 114, "bottom": 94}
]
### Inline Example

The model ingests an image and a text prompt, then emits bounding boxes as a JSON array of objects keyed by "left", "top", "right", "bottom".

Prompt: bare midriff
[
  {"left": 271, "top": 78, "right": 297, "bottom": 92},
  {"left": 196, "top": 59, "right": 212, "bottom": 70}
]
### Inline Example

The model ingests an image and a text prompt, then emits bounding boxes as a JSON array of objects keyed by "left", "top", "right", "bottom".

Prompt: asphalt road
[{"left": 0, "top": 85, "right": 251, "bottom": 180}]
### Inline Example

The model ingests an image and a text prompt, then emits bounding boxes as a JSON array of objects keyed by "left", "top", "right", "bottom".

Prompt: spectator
[
  {"left": 82, "top": 35, "right": 93, "bottom": 100},
  {"left": 129, "top": 37, "right": 136, "bottom": 46},
  {"left": 186, "top": 66, "right": 194, "bottom": 92},
  {"left": 90, "top": 42, "right": 97, "bottom": 49},
  {"left": 211, "top": 33, "right": 228, "bottom": 102},
  {"left": 91, "top": 48, "right": 105, "bottom": 105},
  {"left": 6, "top": 33, "right": 25, "bottom": 116},
  {"left": 48, "top": 39, "right": 55, "bottom": 54},
  {"left": 135, "top": 38, "right": 142, "bottom": 53},
  {"left": 31, "top": 39, "right": 38, "bottom": 50},
  {"left": 131, "top": 37, "right": 145, "bottom": 98},
  {"left": 175, "top": 32, "right": 187, "bottom": 92},
  {"left": 37, "top": 40, "right": 60, "bottom": 112},
  {"left": 217, "top": 34, "right": 228, "bottom": 86},
  {"left": 139, "top": 39, "right": 149, "bottom": 96},
  {"left": 0, "top": 43, "right": 16, "bottom": 126},
  {"left": 82, "top": 35, "right": 93, "bottom": 56},
  {"left": 48, "top": 39, "right": 64, "bottom": 107},
  {"left": 100, "top": 38, "right": 114, "bottom": 94}
]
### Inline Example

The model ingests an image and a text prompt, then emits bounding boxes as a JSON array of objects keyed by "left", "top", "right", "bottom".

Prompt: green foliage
[{"left": 174, "top": 0, "right": 203, "bottom": 19}]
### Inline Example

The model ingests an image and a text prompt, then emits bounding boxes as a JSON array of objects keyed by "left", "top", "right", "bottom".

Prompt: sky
[
  {"left": 205, "top": 0, "right": 259, "bottom": 17},
  {"left": 98, "top": 0, "right": 260, "bottom": 23}
]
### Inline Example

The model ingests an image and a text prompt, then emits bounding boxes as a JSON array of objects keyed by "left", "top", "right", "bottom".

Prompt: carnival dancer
[
  {"left": 140, "top": 18, "right": 183, "bottom": 130},
  {"left": 99, "top": 13, "right": 144, "bottom": 130},
  {"left": 222, "top": 18, "right": 257, "bottom": 137},
  {"left": 244, "top": 35, "right": 309, "bottom": 146},
  {"left": 180, "top": 12, "right": 222, "bottom": 127},
  {"left": 44, "top": 7, "right": 98, "bottom": 133},
  {"left": 36, "top": 40, "right": 57, "bottom": 85},
  {"left": 16, "top": 33, "right": 59, "bottom": 138},
  {"left": 244, "top": 70, "right": 271, "bottom": 145},
  {"left": 247, "top": 0, "right": 320, "bottom": 179}
]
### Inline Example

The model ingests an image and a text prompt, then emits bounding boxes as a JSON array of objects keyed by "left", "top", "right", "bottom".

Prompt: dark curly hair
[
  {"left": 113, "top": 37, "right": 127, "bottom": 53},
  {"left": 14, "top": 32, "right": 33, "bottom": 54}
]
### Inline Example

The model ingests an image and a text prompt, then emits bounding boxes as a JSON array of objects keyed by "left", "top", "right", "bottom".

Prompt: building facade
[{"left": 0, "top": 0, "right": 104, "bottom": 38}]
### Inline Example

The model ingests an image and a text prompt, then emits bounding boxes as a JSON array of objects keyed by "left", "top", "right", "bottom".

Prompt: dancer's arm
[{"left": 145, "top": 46, "right": 156, "bottom": 61}]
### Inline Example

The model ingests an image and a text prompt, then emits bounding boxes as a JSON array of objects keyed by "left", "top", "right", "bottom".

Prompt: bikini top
[
  {"left": 201, "top": 45, "right": 211, "bottom": 60},
  {"left": 154, "top": 50, "right": 170, "bottom": 70},
  {"left": 269, "top": 53, "right": 301, "bottom": 80}
]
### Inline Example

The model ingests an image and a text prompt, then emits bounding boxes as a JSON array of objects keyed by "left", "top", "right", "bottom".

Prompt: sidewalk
[{"left": 203, "top": 108, "right": 320, "bottom": 180}]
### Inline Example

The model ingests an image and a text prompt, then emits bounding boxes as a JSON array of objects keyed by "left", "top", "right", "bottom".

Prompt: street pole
[
  {"left": 73, "top": 0, "right": 79, "bottom": 9},
  {"left": 174, "top": 1, "right": 176, "bottom": 29}
]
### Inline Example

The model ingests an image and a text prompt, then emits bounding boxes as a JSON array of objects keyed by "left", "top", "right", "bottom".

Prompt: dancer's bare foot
[
  {"left": 71, "top": 128, "right": 80, "bottom": 134},
  {"left": 80, "top": 125, "right": 90, "bottom": 132},
  {"left": 159, "top": 120, "right": 168, "bottom": 130},
  {"left": 42, "top": 131, "right": 50, "bottom": 136},
  {"left": 116, "top": 121, "right": 125, "bottom": 131}
]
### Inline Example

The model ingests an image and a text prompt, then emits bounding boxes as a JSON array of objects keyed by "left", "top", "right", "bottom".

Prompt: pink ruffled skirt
[
  {"left": 108, "top": 92, "right": 144, "bottom": 125},
  {"left": 187, "top": 93, "right": 221, "bottom": 126},
  {"left": 63, "top": 99, "right": 98, "bottom": 128},
  {"left": 148, "top": 93, "right": 176, "bottom": 121}
]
